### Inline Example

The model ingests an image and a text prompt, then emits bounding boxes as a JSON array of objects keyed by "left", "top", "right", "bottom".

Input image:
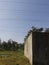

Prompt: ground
[{"left": 0, "top": 49, "right": 30, "bottom": 65}]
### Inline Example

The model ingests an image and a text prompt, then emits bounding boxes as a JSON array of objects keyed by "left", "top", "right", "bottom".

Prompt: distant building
[{"left": 24, "top": 31, "right": 49, "bottom": 65}]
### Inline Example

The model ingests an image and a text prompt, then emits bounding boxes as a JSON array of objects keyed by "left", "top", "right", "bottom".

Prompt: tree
[
  {"left": 7, "top": 39, "right": 12, "bottom": 50},
  {"left": 31, "top": 26, "right": 36, "bottom": 32},
  {"left": 36, "top": 28, "right": 43, "bottom": 32},
  {"left": 2, "top": 41, "right": 7, "bottom": 50},
  {"left": 31, "top": 26, "right": 43, "bottom": 32},
  {"left": 0, "top": 39, "right": 2, "bottom": 50},
  {"left": 12, "top": 41, "right": 18, "bottom": 51},
  {"left": 45, "top": 28, "right": 49, "bottom": 32}
]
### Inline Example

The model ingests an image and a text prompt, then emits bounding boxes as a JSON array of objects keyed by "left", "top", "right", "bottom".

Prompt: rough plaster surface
[{"left": 24, "top": 32, "right": 32, "bottom": 65}]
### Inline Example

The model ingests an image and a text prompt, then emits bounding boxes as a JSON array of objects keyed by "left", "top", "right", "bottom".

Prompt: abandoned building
[{"left": 24, "top": 30, "right": 49, "bottom": 65}]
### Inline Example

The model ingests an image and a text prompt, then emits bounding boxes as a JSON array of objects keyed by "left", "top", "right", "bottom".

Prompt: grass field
[{"left": 0, "top": 49, "right": 30, "bottom": 65}]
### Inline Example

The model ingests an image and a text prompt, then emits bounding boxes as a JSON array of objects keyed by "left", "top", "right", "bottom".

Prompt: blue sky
[{"left": 0, "top": 0, "right": 49, "bottom": 43}]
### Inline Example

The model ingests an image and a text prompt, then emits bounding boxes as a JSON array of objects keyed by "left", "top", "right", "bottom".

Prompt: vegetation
[
  {"left": 31, "top": 26, "right": 49, "bottom": 32},
  {"left": 45, "top": 28, "right": 49, "bottom": 32},
  {"left": 0, "top": 39, "right": 30, "bottom": 65},
  {"left": 1, "top": 26, "right": 49, "bottom": 65},
  {"left": 0, "top": 39, "right": 24, "bottom": 51},
  {"left": 0, "top": 49, "right": 30, "bottom": 65},
  {"left": 31, "top": 26, "right": 43, "bottom": 32}
]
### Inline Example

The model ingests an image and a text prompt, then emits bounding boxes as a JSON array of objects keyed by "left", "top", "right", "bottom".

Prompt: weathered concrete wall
[
  {"left": 24, "top": 32, "right": 33, "bottom": 65},
  {"left": 24, "top": 37, "right": 28, "bottom": 58},
  {"left": 33, "top": 32, "right": 49, "bottom": 65},
  {"left": 24, "top": 32, "right": 49, "bottom": 65}
]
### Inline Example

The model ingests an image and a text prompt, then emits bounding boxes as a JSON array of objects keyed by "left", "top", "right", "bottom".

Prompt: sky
[{"left": 0, "top": 0, "right": 49, "bottom": 43}]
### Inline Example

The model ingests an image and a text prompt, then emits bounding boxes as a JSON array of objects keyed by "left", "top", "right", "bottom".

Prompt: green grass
[{"left": 0, "top": 49, "right": 30, "bottom": 65}]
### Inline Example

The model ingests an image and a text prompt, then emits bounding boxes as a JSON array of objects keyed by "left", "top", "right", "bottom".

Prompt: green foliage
[{"left": 0, "top": 39, "right": 24, "bottom": 51}]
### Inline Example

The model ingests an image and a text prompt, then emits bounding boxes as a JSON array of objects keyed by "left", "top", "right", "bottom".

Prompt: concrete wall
[
  {"left": 24, "top": 37, "right": 28, "bottom": 58},
  {"left": 24, "top": 32, "right": 49, "bottom": 65},
  {"left": 24, "top": 32, "right": 33, "bottom": 65},
  {"left": 33, "top": 32, "right": 49, "bottom": 65}
]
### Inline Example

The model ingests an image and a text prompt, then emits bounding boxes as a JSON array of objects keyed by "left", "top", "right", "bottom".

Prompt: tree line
[
  {"left": 0, "top": 39, "right": 24, "bottom": 51},
  {"left": 31, "top": 26, "right": 49, "bottom": 32},
  {"left": 24, "top": 26, "right": 49, "bottom": 41}
]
